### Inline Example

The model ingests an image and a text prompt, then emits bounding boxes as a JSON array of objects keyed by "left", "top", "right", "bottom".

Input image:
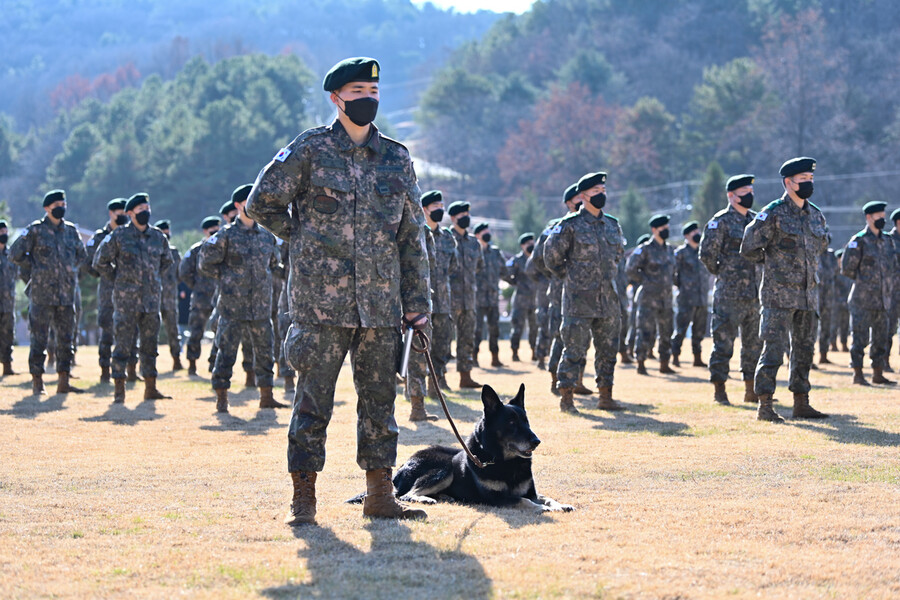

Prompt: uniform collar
[
  {"left": 782, "top": 193, "right": 809, "bottom": 214},
  {"left": 329, "top": 118, "right": 383, "bottom": 154},
  {"left": 578, "top": 206, "right": 605, "bottom": 222},
  {"left": 41, "top": 215, "right": 65, "bottom": 230}
]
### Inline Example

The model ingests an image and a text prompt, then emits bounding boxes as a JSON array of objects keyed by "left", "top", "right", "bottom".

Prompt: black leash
[{"left": 411, "top": 329, "right": 490, "bottom": 469}]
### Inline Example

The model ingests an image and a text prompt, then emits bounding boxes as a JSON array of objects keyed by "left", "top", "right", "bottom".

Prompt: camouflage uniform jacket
[
  {"left": 673, "top": 244, "right": 708, "bottom": 308},
  {"left": 699, "top": 205, "right": 760, "bottom": 304},
  {"left": 448, "top": 227, "right": 483, "bottom": 311},
  {"left": 9, "top": 215, "right": 86, "bottom": 306},
  {"left": 740, "top": 196, "right": 828, "bottom": 311},
  {"left": 431, "top": 224, "right": 458, "bottom": 314},
  {"left": 198, "top": 220, "right": 283, "bottom": 320},
  {"left": 840, "top": 228, "right": 893, "bottom": 312},
  {"left": 834, "top": 271, "right": 852, "bottom": 306},
  {"left": 179, "top": 240, "right": 218, "bottom": 311},
  {"left": 817, "top": 249, "right": 837, "bottom": 307},
  {"left": 502, "top": 251, "right": 537, "bottom": 309},
  {"left": 84, "top": 223, "right": 115, "bottom": 308},
  {"left": 891, "top": 228, "right": 900, "bottom": 305},
  {"left": 93, "top": 223, "right": 173, "bottom": 313},
  {"left": 476, "top": 244, "right": 504, "bottom": 309},
  {"left": 544, "top": 207, "right": 623, "bottom": 318},
  {"left": 0, "top": 248, "right": 16, "bottom": 313},
  {"left": 161, "top": 244, "right": 181, "bottom": 309},
  {"left": 246, "top": 119, "right": 431, "bottom": 327},
  {"left": 527, "top": 216, "right": 564, "bottom": 308},
  {"left": 625, "top": 238, "right": 675, "bottom": 299}
]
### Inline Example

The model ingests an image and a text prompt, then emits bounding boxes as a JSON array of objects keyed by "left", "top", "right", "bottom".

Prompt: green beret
[
  {"left": 447, "top": 201, "right": 470, "bottom": 217},
  {"left": 231, "top": 184, "right": 253, "bottom": 204},
  {"left": 154, "top": 219, "right": 171, "bottom": 230},
  {"left": 125, "top": 193, "right": 149, "bottom": 212},
  {"left": 43, "top": 189, "right": 66, "bottom": 207},
  {"left": 863, "top": 201, "right": 887, "bottom": 215},
  {"left": 780, "top": 157, "right": 816, "bottom": 178},
  {"left": 726, "top": 174, "right": 755, "bottom": 191},
  {"left": 576, "top": 172, "right": 607, "bottom": 193},
  {"left": 421, "top": 190, "right": 442, "bottom": 208},
  {"left": 891, "top": 208, "right": 900, "bottom": 223},
  {"left": 219, "top": 201, "right": 236, "bottom": 215},
  {"left": 0, "top": 220, "right": 8, "bottom": 229},
  {"left": 636, "top": 233, "right": 651, "bottom": 245},
  {"left": 323, "top": 57, "right": 380, "bottom": 92},
  {"left": 518, "top": 232, "right": 535, "bottom": 245},
  {"left": 107, "top": 198, "right": 127, "bottom": 211},
  {"left": 563, "top": 183, "right": 578, "bottom": 203},
  {"left": 473, "top": 222, "right": 489, "bottom": 234},
  {"left": 201, "top": 216, "right": 221, "bottom": 230},
  {"left": 682, "top": 221, "right": 699, "bottom": 236},
  {"left": 649, "top": 214, "right": 670, "bottom": 228}
]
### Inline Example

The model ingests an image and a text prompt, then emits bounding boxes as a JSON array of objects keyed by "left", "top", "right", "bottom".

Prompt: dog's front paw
[
  {"left": 400, "top": 494, "right": 437, "bottom": 505},
  {"left": 557, "top": 503, "right": 575, "bottom": 512},
  {"left": 542, "top": 502, "right": 575, "bottom": 512}
]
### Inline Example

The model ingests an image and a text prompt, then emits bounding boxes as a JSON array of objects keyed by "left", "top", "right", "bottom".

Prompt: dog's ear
[
  {"left": 481, "top": 385, "right": 502, "bottom": 415},
  {"left": 508, "top": 383, "right": 525, "bottom": 408}
]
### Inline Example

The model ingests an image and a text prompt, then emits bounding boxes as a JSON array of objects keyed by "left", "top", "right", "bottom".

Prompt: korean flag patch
[
  {"left": 848, "top": 241, "right": 858, "bottom": 249},
  {"left": 707, "top": 221, "right": 718, "bottom": 229},
  {"left": 633, "top": 247, "right": 643, "bottom": 255},
  {"left": 206, "top": 235, "right": 218, "bottom": 244},
  {"left": 756, "top": 212, "right": 768, "bottom": 221},
  {"left": 506, "top": 258, "right": 515, "bottom": 267},
  {"left": 86, "top": 238, "right": 95, "bottom": 247},
  {"left": 274, "top": 147, "right": 292, "bottom": 163}
]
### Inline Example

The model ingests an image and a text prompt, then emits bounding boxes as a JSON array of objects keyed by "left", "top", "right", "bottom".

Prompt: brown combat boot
[
  {"left": 885, "top": 358, "right": 894, "bottom": 373},
  {"left": 216, "top": 388, "right": 228, "bottom": 413},
  {"left": 100, "top": 365, "right": 110, "bottom": 384},
  {"left": 459, "top": 371, "right": 482, "bottom": 389},
  {"left": 172, "top": 354, "right": 183, "bottom": 371},
  {"left": 756, "top": 394, "right": 784, "bottom": 423},
  {"left": 245, "top": 370, "right": 257, "bottom": 388},
  {"left": 872, "top": 367, "right": 896, "bottom": 386},
  {"left": 672, "top": 354, "right": 680, "bottom": 367},
  {"left": 619, "top": 350, "right": 633, "bottom": 364},
  {"left": 491, "top": 351, "right": 504, "bottom": 367},
  {"left": 536, "top": 357, "right": 546, "bottom": 370},
  {"left": 743, "top": 379, "right": 758, "bottom": 404},
  {"left": 636, "top": 360, "right": 648, "bottom": 375},
  {"left": 259, "top": 387, "right": 289, "bottom": 409},
  {"left": 852, "top": 366, "right": 870, "bottom": 386},
  {"left": 409, "top": 396, "right": 438, "bottom": 422},
  {"left": 511, "top": 349, "right": 520, "bottom": 362},
  {"left": 427, "top": 376, "right": 439, "bottom": 400},
  {"left": 648, "top": 348, "right": 656, "bottom": 360},
  {"left": 659, "top": 358, "right": 676, "bottom": 374},
  {"left": 2, "top": 361, "right": 13, "bottom": 376},
  {"left": 32, "top": 374, "right": 45, "bottom": 395},
  {"left": 114, "top": 378, "right": 126, "bottom": 403},
  {"left": 284, "top": 375, "right": 296, "bottom": 395},
  {"left": 559, "top": 388, "right": 578, "bottom": 414},
  {"left": 143, "top": 377, "right": 171, "bottom": 400},
  {"left": 596, "top": 387, "right": 623, "bottom": 411},
  {"left": 792, "top": 392, "right": 828, "bottom": 419},
  {"left": 818, "top": 351, "right": 830, "bottom": 365},
  {"left": 284, "top": 471, "right": 317, "bottom": 526},
  {"left": 363, "top": 468, "right": 427, "bottom": 520},
  {"left": 550, "top": 372, "right": 560, "bottom": 397},
  {"left": 713, "top": 381, "right": 729, "bottom": 405},
  {"left": 188, "top": 358, "right": 197, "bottom": 376},
  {"left": 693, "top": 352, "right": 707, "bottom": 367},
  {"left": 841, "top": 341, "right": 849, "bottom": 352},
  {"left": 573, "top": 378, "right": 593, "bottom": 396},
  {"left": 830, "top": 340, "right": 838, "bottom": 352},
  {"left": 56, "top": 371, "right": 85, "bottom": 394},
  {"left": 126, "top": 363, "right": 142, "bottom": 382},
  {"left": 472, "top": 353, "right": 479, "bottom": 369}
]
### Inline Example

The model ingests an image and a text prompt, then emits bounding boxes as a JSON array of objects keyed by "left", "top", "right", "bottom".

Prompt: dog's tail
[{"left": 344, "top": 492, "right": 366, "bottom": 504}]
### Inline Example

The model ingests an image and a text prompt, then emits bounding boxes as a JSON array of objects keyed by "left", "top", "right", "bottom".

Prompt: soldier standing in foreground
[
  {"left": 246, "top": 57, "right": 431, "bottom": 524},
  {"left": 740, "top": 157, "right": 829, "bottom": 422},
  {"left": 671, "top": 221, "right": 708, "bottom": 368},
  {"left": 10, "top": 190, "right": 86, "bottom": 395},
  {"left": 447, "top": 200, "right": 484, "bottom": 389},
  {"left": 0, "top": 220, "right": 17, "bottom": 376},
  {"left": 154, "top": 220, "right": 183, "bottom": 371},
  {"left": 179, "top": 217, "right": 221, "bottom": 375},
  {"left": 474, "top": 222, "right": 503, "bottom": 369},
  {"left": 840, "top": 201, "right": 895, "bottom": 386}
]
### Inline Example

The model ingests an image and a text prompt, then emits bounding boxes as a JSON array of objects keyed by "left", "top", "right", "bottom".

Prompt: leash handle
[{"left": 412, "top": 330, "right": 489, "bottom": 469}]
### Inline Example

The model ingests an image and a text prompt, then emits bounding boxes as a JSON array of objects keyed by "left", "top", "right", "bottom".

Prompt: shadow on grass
[
  {"left": 1, "top": 393, "right": 68, "bottom": 419},
  {"left": 791, "top": 413, "right": 900, "bottom": 447},
  {"left": 262, "top": 520, "right": 491, "bottom": 599},
  {"left": 199, "top": 409, "right": 285, "bottom": 436},
  {"left": 80, "top": 400, "right": 164, "bottom": 426},
  {"left": 574, "top": 402, "right": 691, "bottom": 437}
]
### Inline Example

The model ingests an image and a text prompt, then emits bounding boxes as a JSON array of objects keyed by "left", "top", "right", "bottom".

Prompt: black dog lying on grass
[{"left": 350, "top": 384, "right": 574, "bottom": 512}]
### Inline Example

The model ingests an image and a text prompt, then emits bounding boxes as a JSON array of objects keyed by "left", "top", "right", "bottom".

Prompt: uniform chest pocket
[
  {"left": 726, "top": 231, "right": 743, "bottom": 251},
  {"left": 862, "top": 256, "right": 876, "bottom": 267},
  {"left": 310, "top": 172, "right": 351, "bottom": 194},
  {"left": 604, "top": 229, "right": 621, "bottom": 246},
  {"left": 227, "top": 253, "right": 244, "bottom": 267},
  {"left": 121, "top": 247, "right": 140, "bottom": 265}
]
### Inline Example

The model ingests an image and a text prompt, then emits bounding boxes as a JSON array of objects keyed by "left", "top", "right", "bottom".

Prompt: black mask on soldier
[
  {"left": 115, "top": 214, "right": 128, "bottom": 226},
  {"left": 738, "top": 192, "right": 754, "bottom": 208},
  {"left": 574, "top": 202, "right": 583, "bottom": 211},
  {"left": 874, "top": 217, "right": 886, "bottom": 231},
  {"left": 589, "top": 192, "right": 606, "bottom": 209},
  {"left": 525, "top": 244, "right": 535, "bottom": 254},
  {"left": 0, "top": 234, "right": 7, "bottom": 244},
  {"left": 135, "top": 210, "right": 151, "bottom": 226},
  {"left": 795, "top": 180, "right": 814, "bottom": 199},
  {"left": 456, "top": 215, "right": 470, "bottom": 230},
  {"left": 429, "top": 209, "right": 444, "bottom": 223},
  {"left": 51, "top": 206, "right": 66, "bottom": 220},
  {"left": 692, "top": 232, "right": 701, "bottom": 244},
  {"left": 659, "top": 228, "right": 670, "bottom": 240},
  {"left": 482, "top": 233, "right": 492, "bottom": 243},
  {"left": 208, "top": 229, "right": 219, "bottom": 237},
  {"left": 340, "top": 97, "right": 379, "bottom": 127}
]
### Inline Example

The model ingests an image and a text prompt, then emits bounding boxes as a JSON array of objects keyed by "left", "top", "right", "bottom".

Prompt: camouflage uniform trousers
[
  {"left": 406, "top": 321, "right": 433, "bottom": 398},
  {"left": 849, "top": 307, "right": 889, "bottom": 370},
  {"left": 617, "top": 301, "right": 629, "bottom": 353},
  {"left": 671, "top": 304, "right": 707, "bottom": 358},
  {"left": 285, "top": 323, "right": 400, "bottom": 472},
  {"left": 509, "top": 302, "right": 536, "bottom": 353},
  {"left": 432, "top": 312, "right": 453, "bottom": 377},
  {"left": 209, "top": 312, "right": 254, "bottom": 373},
  {"left": 212, "top": 317, "right": 274, "bottom": 390},
  {"left": 753, "top": 307, "right": 817, "bottom": 396},
  {"left": 185, "top": 306, "right": 213, "bottom": 361},
  {"left": 160, "top": 299, "right": 181, "bottom": 357},
  {"left": 832, "top": 306, "right": 849, "bottom": 348},
  {"left": 626, "top": 299, "right": 640, "bottom": 353},
  {"left": 886, "top": 304, "right": 900, "bottom": 360},
  {"left": 556, "top": 313, "right": 620, "bottom": 390},
  {"left": 708, "top": 298, "right": 761, "bottom": 383},
  {"left": 0, "top": 312, "right": 14, "bottom": 364},
  {"left": 817, "top": 299, "right": 833, "bottom": 355},
  {"left": 98, "top": 300, "right": 115, "bottom": 368},
  {"left": 112, "top": 310, "right": 161, "bottom": 379},
  {"left": 547, "top": 303, "right": 564, "bottom": 373},
  {"left": 534, "top": 305, "right": 552, "bottom": 360},
  {"left": 453, "top": 308, "right": 477, "bottom": 372},
  {"left": 474, "top": 305, "right": 500, "bottom": 354},
  {"left": 635, "top": 294, "right": 673, "bottom": 362},
  {"left": 28, "top": 303, "right": 75, "bottom": 375},
  {"left": 277, "top": 310, "right": 295, "bottom": 378}
]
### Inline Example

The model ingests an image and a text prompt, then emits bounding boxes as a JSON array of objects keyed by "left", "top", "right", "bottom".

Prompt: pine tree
[
  {"left": 509, "top": 189, "right": 547, "bottom": 250},
  {"left": 692, "top": 161, "right": 725, "bottom": 225},
  {"left": 617, "top": 186, "right": 649, "bottom": 249}
]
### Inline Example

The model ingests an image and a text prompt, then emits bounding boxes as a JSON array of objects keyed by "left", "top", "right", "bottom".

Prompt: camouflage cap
[
  {"left": 563, "top": 183, "right": 578, "bottom": 203},
  {"left": 201, "top": 216, "right": 221, "bottom": 230},
  {"left": 420, "top": 190, "right": 442, "bottom": 207},
  {"left": 473, "top": 222, "right": 489, "bottom": 234},
  {"left": 779, "top": 157, "right": 816, "bottom": 178},
  {"left": 125, "top": 193, "right": 149, "bottom": 212},
  {"left": 518, "top": 232, "right": 535, "bottom": 245},
  {"left": 154, "top": 219, "right": 171, "bottom": 230},
  {"left": 323, "top": 57, "right": 380, "bottom": 92},
  {"left": 863, "top": 201, "right": 887, "bottom": 215},
  {"left": 682, "top": 221, "right": 699, "bottom": 236},
  {"left": 43, "top": 189, "right": 66, "bottom": 207},
  {"left": 447, "top": 201, "right": 470, "bottom": 216},
  {"left": 576, "top": 172, "right": 607, "bottom": 193},
  {"left": 649, "top": 214, "right": 670, "bottom": 228},
  {"left": 107, "top": 198, "right": 127, "bottom": 211},
  {"left": 726, "top": 174, "right": 755, "bottom": 191},
  {"left": 231, "top": 184, "right": 253, "bottom": 204}
]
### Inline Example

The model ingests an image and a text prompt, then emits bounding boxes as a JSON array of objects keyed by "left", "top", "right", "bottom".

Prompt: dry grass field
[{"left": 1, "top": 340, "right": 899, "bottom": 599}]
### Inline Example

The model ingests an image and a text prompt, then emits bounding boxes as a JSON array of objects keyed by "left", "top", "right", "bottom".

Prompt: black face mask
[
  {"left": 659, "top": 228, "right": 670, "bottom": 240},
  {"left": 873, "top": 217, "right": 886, "bottom": 231},
  {"left": 737, "top": 192, "right": 754, "bottom": 209},
  {"left": 692, "top": 232, "right": 701, "bottom": 244},
  {"left": 456, "top": 215, "right": 470, "bottom": 230},
  {"left": 163, "top": 232, "right": 171, "bottom": 239},
  {"left": 574, "top": 202, "right": 583, "bottom": 211},
  {"left": 525, "top": 244, "right": 535, "bottom": 254},
  {"left": 429, "top": 209, "right": 444, "bottom": 223},
  {"left": 115, "top": 214, "right": 128, "bottom": 226},
  {"left": 340, "top": 97, "right": 379, "bottom": 127},
  {"left": 482, "top": 233, "right": 492, "bottom": 243},
  {"left": 51, "top": 206, "right": 66, "bottom": 220},
  {"left": 0, "top": 234, "right": 7, "bottom": 244},
  {"left": 795, "top": 180, "right": 814, "bottom": 199},
  {"left": 589, "top": 192, "right": 606, "bottom": 209},
  {"left": 135, "top": 211, "right": 151, "bottom": 226},
  {"left": 208, "top": 229, "right": 219, "bottom": 237}
]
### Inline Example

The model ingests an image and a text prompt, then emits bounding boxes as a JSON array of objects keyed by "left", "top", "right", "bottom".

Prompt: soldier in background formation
[
  {"left": 422, "top": 191, "right": 456, "bottom": 393},
  {"left": 447, "top": 200, "right": 483, "bottom": 389},
  {"left": 887, "top": 208, "right": 900, "bottom": 372},
  {"left": 816, "top": 240, "right": 838, "bottom": 366},
  {"left": 624, "top": 233, "right": 650, "bottom": 360},
  {"left": 0, "top": 220, "right": 16, "bottom": 376},
  {"left": 530, "top": 261, "right": 550, "bottom": 370},
  {"left": 474, "top": 222, "right": 504, "bottom": 369},
  {"left": 832, "top": 249, "right": 852, "bottom": 353},
  {"left": 671, "top": 221, "right": 708, "bottom": 368},
  {"left": 503, "top": 232, "right": 537, "bottom": 363},
  {"left": 179, "top": 216, "right": 221, "bottom": 375},
  {"left": 840, "top": 201, "right": 895, "bottom": 386},
  {"left": 154, "top": 219, "right": 183, "bottom": 372}
]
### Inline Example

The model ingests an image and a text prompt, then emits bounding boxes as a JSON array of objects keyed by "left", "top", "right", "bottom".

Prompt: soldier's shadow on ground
[
  {"left": 199, "top": 409, "right": 284, "bottom": 436},
  {"left": 2, "top": 393, "right": 68, "bottom": 419},
  {"left": 261, "top": 520, "right": 491, "bottom": 599},
  {"left": 574, "top": 403, "right": 691, "bottom": 437},
  {"left": 462, "top": 499, "right": 557, "bottom": 528},
  {"left": 80, "top": 400, "right": 163, "bottom": 426},
  {"left": 791, "top": 413, "right": 900, "bottom": 446}
]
